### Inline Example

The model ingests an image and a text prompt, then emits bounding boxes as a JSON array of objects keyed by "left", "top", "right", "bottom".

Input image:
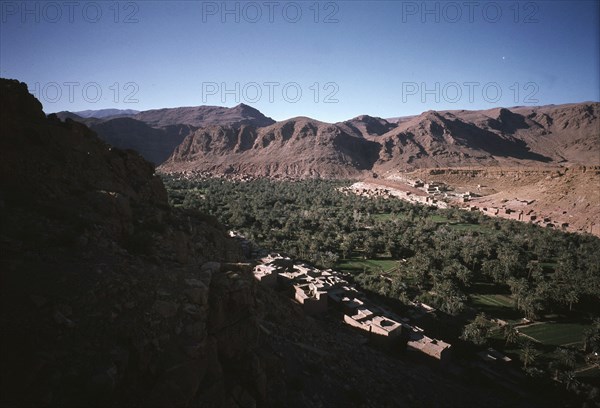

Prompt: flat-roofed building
[
  {"left": 370, "top": 316, "right": 403, "bottom": 338},
  {"left": 327, "top": 286, "right": 362, "bottom": 304},
  {"left": 339, "top": 297, "right": 366, "bottom": 314},
  {"left": 343, "top": 309, "right": 405, "bottom": 347},
  {"left": 260, "top": 253, "right": 294, "bottom": 270},
  {"left": 294, "top": 263, "right": 320, "bottom": 277},
  {"left": 253, "top": 264, "right": 278, "bottom": 286},
  {"left": 407, "top": 330, "right": 451, "bottom": 361},
  {"left": 278, "top": 270, "right": 309, "bottom": 286},
  {"left": 477, "top": 348, "right": 512, "bottom": 363},
  {"left": 294, "top": 283, "right": 328, "bottom": 314}
]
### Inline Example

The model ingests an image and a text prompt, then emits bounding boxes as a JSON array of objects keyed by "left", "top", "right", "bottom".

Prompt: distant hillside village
[
  {"left": 345, "top": 177, "right": 581, "bottom": 232},
  {"left": 238, "top": 233, "right": 452, "bottom": 361}
]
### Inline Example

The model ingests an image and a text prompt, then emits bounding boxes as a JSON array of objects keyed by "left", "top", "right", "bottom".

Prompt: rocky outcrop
[{"left": 337, "top": 115, "right": 398, "bottom": 138}]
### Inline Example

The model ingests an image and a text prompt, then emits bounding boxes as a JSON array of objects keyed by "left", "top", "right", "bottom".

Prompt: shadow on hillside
[{"left": 446, "top": 119, "right": 553, "bottom": 162}]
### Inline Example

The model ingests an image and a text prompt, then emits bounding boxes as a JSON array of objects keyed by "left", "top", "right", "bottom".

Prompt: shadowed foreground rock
[{"left": 0, "top": 79, "right": 262, "bottom": 407}]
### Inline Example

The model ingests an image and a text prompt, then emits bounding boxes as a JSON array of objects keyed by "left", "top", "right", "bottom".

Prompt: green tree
[
  {"left": 461, "top": 313, "right": 491, "bottom": 346},
  {"left": 564, "top": 289, "right": 580, "bottom": 312},
  {"left": 363, "top": 236, "right": 378, "bottom": 259},
  {"left": 433, "top": 279, "right": 466, "bottom": 316},
  {"left": 503, "top": 323, "right": 519, "bottom": 346},
  {"left": 340, "top": 239, "right": 354, "bottom": 260},
  {"left": 508, "top": 277, "right": 529, "bottom": 311},
  {"left": 583, "top": 319, "right": 600, "bottom": 353},
  {"left": 556, "top": 347, "right": 576, "bottom": 370},
  {"left": 520, "top": 341, "right": 540, "bottom": 369}
]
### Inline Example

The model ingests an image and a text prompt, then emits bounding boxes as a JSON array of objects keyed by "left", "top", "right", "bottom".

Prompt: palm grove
[{"left": 163, "top": 177, "right": 600, "bottom": 352}]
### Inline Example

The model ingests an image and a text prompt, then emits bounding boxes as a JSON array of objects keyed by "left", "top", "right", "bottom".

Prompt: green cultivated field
[
  {"left": 372, "top": 213, "right": 410, "bottom": 222},
  {"left": 519, "top": 322, "right": 588, "bottom": 347},
  {"left": 469, "top": 283, "right": 521, "bottom": 319},
  {"left": 337, "top": 258, "right": 399, "bottom": 274},
  {"left": 448, "top": 222, "right": 487, "bottom": 232},
  {"left": 430, "top": 214, "right": 450, "bottom": 223},
  {"left": 472, "top": 293, "right": 514, "bottom": 309},
  {"left": 373, "top": 212, "right": 486, "bottom": 232}
]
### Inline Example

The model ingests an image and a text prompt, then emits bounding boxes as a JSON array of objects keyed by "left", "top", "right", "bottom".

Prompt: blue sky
[{"left": 1, "top": 0, "right": 598, "bottom": 122}]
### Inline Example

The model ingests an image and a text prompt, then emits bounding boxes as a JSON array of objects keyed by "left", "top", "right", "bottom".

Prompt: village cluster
[
  {"left": 346, "top": 179, "right": 575, "bottom": 231},
  {"left": 344, "top": 181, "right": 449, "bottom": 209},
  {"left": 253, "top": 253, "right": 452, "bottom": 361}
]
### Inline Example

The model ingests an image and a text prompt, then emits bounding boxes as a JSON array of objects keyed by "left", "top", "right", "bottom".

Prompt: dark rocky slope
[
  {"left": 89, "top": 117, "right": 195, "bottom": 165},
  {"left": 0, "top": 79, "right": 260, "bottom": 407}
]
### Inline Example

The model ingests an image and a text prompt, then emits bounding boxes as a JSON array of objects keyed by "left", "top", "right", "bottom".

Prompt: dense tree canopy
[{"left": 163, "top": 176, "right": 600, "bottom": 319}]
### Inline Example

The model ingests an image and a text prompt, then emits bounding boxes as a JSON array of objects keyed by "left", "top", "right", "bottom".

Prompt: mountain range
[
  {"left": 72, "top": 108, "right": 139, "bottom": 118},
  {"left": 56, "top": 102, "right": 599, "bottom": 177},
  {"left": 55, "top": 104, "right": 275, "bottom": 165}
]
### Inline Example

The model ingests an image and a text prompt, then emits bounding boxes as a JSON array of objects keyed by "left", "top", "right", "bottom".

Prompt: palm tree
[
  {"left": 564, "top": 290, "right": 579, "bottom": 311},
  {"left": 558, "top": 370, "right": 578, "bottom": 391},
  {"left": 520, "top": 341, "right": 540, "bottom": 369},
  {"left": 508, "top": 277, "right": 528, "bottom": 310},
  {"left": 556, "top": 347, "right": 576, "bottom": 369},
  {"left": 461, "top": 313, "right": 490, "bottom": 345},
  {"left": 582, "top": 320, "right": 600, "bottom": 353},
  {"left": 503, "top": 323, "right": 519, "bottom": 346}
]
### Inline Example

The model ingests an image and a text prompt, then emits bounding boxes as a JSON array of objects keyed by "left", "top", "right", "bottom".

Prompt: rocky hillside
[
  {"left": 132, "top": 103, "right": 275, "bottom": 128},
  {"left": 338, "top": 114, "right": 398, "bottom": 138},
  {"left": 58, "top": 102, "right": 598, "bottom": 174},
  {"left": 160, "top": 103, "right": 599, "bottom": 178},
  {"left": 89, "top": 118, "right": 196, "bottom": 165},
  {"left": 0, "top": 79, "right": 260, "bottom": 407},
  {"left": 56, "top": 104, "right": 275, "bottom": 165},
  {"left": 160, "top": 117, "right": 381, "bottom": 178},
  {"left": 510, "top": 103, "right": 600, "bottom": 164}
]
